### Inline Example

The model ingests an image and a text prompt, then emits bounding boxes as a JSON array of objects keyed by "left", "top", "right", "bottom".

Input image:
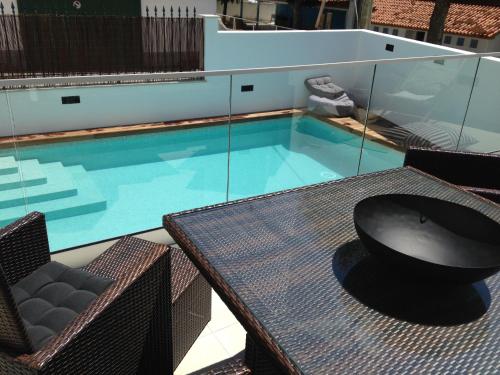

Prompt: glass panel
[
  {"left": 0, "top": 91, "right": 28, "bottom": 228},
  {"left": 458, "top": 57, "right": 500, "bottom": 153},
  {"left": 359, "top": 56, "right": 480, "bottom": 174},
  {"left": 227, "top": 64, "right": 375, "bottom": 201},
  {"left": 11, "top": 76, "right": 231, "bottom": 251}
]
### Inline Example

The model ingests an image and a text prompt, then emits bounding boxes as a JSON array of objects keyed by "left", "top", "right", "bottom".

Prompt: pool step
[
  {"left": 0, "top": 156, "right": 18, "bottom": 175},
  {"left": 0, "top": 165, "right": 106, "bottom": 227},
  {"left": 0, "top": 162, "right": 77, "bottom": 209},
  {"left": 0, "top": 159, "right": 47, "bottom": 191}
]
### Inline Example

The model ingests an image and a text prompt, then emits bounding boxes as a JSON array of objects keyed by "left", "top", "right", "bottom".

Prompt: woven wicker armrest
[
  {"left": 404, "top": 147, "right": 500, "bottom": 189},
  {"left": 463, "top": 186, "right": 500, "bottom": 204},
  {"left": 80, "top": 236, "right": 167, "bottom": 279},
  {"left": 0, "top": 212, "right": 51, "bottom": 285},
  {"left": 14, "top": 236, "right": 171, "bottom": 373}
]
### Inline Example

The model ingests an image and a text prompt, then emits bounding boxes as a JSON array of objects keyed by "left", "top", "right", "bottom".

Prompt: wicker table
[{"left": 164, "top": 167, "right": 500, "bottom": 374}]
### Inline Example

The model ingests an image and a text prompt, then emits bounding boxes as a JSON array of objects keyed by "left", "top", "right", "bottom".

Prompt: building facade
[{"left": 369, "top": 0, "right": 500, "bottom": 53}]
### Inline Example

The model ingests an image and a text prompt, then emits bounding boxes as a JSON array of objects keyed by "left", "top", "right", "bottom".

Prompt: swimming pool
[{"left": 0, "top": 115, "right": 403, "bottom": 251}]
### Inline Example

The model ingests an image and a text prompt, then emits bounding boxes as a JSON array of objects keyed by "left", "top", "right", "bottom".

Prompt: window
[
  {"left": 457, "top": 37, "right": 465, "bottom": 46},
  {"left": 383, "top": 27, "right": 389, "bottom": 34},
  {"left": 374, "top": 26, "right": 379, "bottom": 32},
  {"left": 392, "top": 28, "right": 399, "bottom": 36},
  {"left": 443, "top": 35, "right": 452, "bottom": 44},
  {"left": 405, "top": 29, "right": 416, "bottom": 38},
  {"left": 470, "top": 39, "right": 479, "bottom": 49},
  {"left": 416, "top": 31, "right": 426, "bottom": 41}
]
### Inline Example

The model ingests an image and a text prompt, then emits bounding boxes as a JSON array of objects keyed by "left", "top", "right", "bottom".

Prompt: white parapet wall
[
  {"left": 203, "top": 16, "right": 475, "bottom": 118},
  {"left": 1, "top": 78, "right": 231, "bottom": 136},
  {"left": 1, "top": 14, "right": 499, "bottom": 152}
]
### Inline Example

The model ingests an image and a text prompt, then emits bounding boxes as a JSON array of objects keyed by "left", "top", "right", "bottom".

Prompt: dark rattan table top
[{"left": 164, "top": 167, "right": 500, "bottom": 374}]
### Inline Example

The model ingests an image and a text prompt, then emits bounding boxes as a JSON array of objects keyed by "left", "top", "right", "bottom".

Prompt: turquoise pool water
[{"left": 0, "top": 115, "right": 403, "bottom": 251}]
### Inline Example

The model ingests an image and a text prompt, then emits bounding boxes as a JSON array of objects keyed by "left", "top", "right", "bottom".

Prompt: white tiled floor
[{"left": 174, "top": 290, "right": 247, "bottom": 375}]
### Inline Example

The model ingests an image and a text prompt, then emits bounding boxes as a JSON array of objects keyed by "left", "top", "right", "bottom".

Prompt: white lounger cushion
[{"left": 305, "top": 76, "right": 345, "bottom": 100}]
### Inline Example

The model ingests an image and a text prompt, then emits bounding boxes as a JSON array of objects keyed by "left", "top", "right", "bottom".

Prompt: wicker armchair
[
  {"left": 0, "top": 212, "right": 210, "bottom": 374},
  {"left": 170, "top": 246, "right": 212, "bottom": 370},
  {"left": 404, "top": 147, "right": 500, "bottom": 203},
  {"left": 190, "top": 352, "right": 251, "bottom": 374}
]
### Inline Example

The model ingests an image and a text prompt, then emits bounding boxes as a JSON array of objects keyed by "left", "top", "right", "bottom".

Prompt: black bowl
[{"left": 353, "top": 194, "right": 500, "bottom": 284}]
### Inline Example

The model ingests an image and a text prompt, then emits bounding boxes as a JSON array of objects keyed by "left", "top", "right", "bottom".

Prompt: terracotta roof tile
[{"left": 370, "top": 0, "right": 500, "bottom": 39}]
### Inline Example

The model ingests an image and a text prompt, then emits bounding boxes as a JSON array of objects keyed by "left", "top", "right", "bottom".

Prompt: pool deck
[
  {"left": 0, "top": 109, "right": 401, "bottom": 151},
  {"left": 318, "top": 115, "right": 401, "bottom": 151}
]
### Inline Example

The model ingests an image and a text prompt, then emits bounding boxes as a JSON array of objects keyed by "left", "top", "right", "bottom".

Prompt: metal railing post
[{"left": 256, "top": 0, "right": 260, "bottom": 30}]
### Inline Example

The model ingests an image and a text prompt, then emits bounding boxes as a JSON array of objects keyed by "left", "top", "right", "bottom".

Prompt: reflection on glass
[
  {"left": 1, "top": 54, "right": 489, "bottom": 252},
  {"left": 228, "top": 66, "right": 388, "bottom": 200},
  {"left": 459, "top": 57, "right": 500, "bottom": 153},
  {"left": 228, "top": 115, "right": 364, "bottom": 200},
  {"left": 359, "top": 57, "right": 480, "bottom": 174},
  {"left": 5, "top": 79, "right": 231, "bottom": 251},
  {"left": 0, "top": 92, "right": 28, "bottom": 228}
]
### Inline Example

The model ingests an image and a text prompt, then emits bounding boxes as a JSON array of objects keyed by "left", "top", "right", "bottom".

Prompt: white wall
[
  {"left": 140, "top": 0, "right": 216, "bottom": 17},
  {"left": 204, "top": 20, "right": 363, "bottom": 69},
  {"left": 0, "top": 93, "right": 13, "bottom": 136},
  {"left": 4, "top": 78, "right": 230, "bottom": 135},
  {"left": 205, "top": 22, "right": 471, "bottom": 116},
  {"left": 489, "top": 35, "right": 500, "bottom": 53},
  {"left": 357, "top": 30, "right": 468, "bottom": 60},
  {"left": 3, "top": 15, "right": 498, "bottom": 140},
  {"left": 348, "top": 30, "right": 469, "bottom": 107},
  {"left": 204, "top": 15, "right": 367, "bottom": 113}
]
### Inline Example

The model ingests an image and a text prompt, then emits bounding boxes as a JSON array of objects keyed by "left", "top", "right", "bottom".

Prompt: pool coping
[
  {"left": 308, "top": 113, "right": 402, "bottom": 152},
  {"left": 0, "top": 109, "right": 303, "bottom": 148},
  {"left": 0, "top": 108, "right": 403, "bottom": 151},
  {"left": 0, "top": 109, "right": 403, "bottom": 153}
]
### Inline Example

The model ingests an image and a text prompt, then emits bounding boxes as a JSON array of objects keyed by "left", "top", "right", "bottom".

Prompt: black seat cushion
[{"left": 10, "top": 261, "right": 112, "bottom": 351}]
